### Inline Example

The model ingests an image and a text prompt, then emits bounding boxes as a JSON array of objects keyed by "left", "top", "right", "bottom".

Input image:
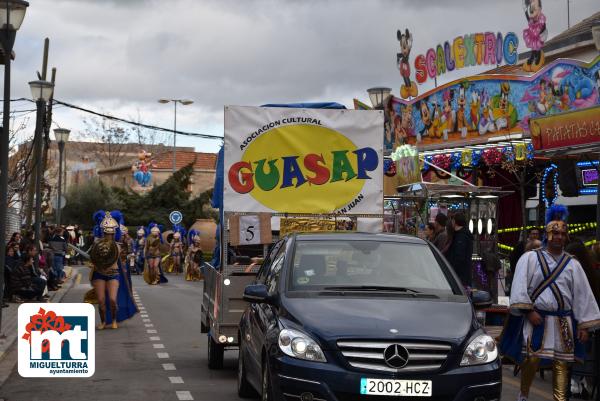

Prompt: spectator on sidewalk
[
  {"left": 9, "top": 255, "right": 47, "bottom": 302},
  {"left": 48, "top": 227, "right": 68, "bottom": 282},
  {"left": 3, "top": 243, "right": 21, "bottom": 307},
  {"left": 445, "top": 212, "right": 474, "bottom": 287},
  {"left": 431, "top": 213, "right": 448, "bottom": 252}
]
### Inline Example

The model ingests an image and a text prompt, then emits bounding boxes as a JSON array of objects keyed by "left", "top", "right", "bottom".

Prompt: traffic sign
[{"left": 169, "top": 211, "right": 183, "bottom": 225}]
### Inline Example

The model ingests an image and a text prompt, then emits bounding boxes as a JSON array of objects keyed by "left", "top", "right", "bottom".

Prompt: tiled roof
[{"left": 152, "top": 151, "right": 217, "bottom": 170}]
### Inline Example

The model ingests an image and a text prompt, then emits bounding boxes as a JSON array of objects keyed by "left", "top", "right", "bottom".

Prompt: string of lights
[{"left": 541, "top": 163, "right": 559, "bottom": 207}]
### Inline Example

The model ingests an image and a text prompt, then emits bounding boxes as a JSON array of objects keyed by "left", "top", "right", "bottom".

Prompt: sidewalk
[{"left": 0, "top": 265, "right": 80, "bottom": 363}]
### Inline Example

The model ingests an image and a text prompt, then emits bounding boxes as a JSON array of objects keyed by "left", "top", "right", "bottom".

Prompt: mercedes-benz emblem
[{"left": 383, "top": 344, "right": 410, "bottom": 369}]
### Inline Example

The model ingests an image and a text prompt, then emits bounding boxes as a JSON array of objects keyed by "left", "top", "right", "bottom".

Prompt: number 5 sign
[{"left": 229, "top": 214, "right": 272, "bottom": 246}]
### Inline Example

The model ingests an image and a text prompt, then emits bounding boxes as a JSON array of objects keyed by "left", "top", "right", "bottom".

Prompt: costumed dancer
[
  {"left": 522, "top": 0, "right": 547, "bottom": 72},
  {"left": 170, "top": 224, "right": 186, "bottom": 274},
  {"left": 499, "top": 205, "right": 600, "bottom": 401},
  {"left": 86, "top": 211, "right": 138, "bottom": 330},
  {"left": 185, "top": 230, "right": 204, "bottom": 281},
  {"left": 143, "top": 223, "right": 168, "bottom": 285},
  {"left": 133, "top": 227, "right": 146, "bottom": 274}
]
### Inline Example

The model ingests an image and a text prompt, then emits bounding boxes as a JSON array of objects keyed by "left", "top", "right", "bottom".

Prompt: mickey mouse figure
[
  {"left": 522, "top": 0, "right": 547, "bottom": 72},
  {"left": 397, "top": 29, "right": 418, "bottom": 99}
]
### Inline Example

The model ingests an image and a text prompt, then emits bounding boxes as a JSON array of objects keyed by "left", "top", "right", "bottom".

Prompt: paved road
[{"left": 0, "top": 268, "right": 556, "bottom": 401}]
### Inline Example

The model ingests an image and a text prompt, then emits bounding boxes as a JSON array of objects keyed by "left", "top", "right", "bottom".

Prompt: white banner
[{"left": 224, "top": 106, "right": 383, "bottom": 214}]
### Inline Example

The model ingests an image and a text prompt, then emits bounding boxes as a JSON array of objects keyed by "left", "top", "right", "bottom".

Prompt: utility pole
[{"left": 24, "top": 38, "right": 49, "bottom": 227}]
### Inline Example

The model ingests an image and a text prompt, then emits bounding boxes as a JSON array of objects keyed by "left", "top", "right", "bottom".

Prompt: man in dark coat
[{"left": 445, "top": 212, "right": 474, "bottom": 287}]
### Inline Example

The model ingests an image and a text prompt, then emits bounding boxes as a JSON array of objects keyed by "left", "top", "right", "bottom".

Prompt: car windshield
[{"left": 289, "top": 240, "right": 453, "bottom": 293}]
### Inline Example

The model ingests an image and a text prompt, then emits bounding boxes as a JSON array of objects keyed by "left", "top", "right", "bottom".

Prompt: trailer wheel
[{"left": 207, "top": 335, "right": 224, "bottom": 369}]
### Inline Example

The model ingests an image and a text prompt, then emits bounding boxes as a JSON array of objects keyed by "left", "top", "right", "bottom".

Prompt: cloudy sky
[{"left": 9, "top": 0, "right": 600, "bottom": 153}]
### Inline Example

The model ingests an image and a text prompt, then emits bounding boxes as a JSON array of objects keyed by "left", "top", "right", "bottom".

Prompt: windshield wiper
[{"left": 322, "top": 285, "right": 422, "bottom": 294}]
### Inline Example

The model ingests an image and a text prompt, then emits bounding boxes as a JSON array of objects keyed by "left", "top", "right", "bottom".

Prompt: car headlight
[
  {"left": 278, "top": 329, "right": 326, "bottom": 363},
  {"left": 460, "top": 334, "right": 498, "bottom": 366}
]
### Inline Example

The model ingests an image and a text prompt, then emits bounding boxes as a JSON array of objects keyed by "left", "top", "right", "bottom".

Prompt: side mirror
[
  {"left": 471, "top": 290, "right": 492, "bottom": 309},
  {"left": 243, "top": 284, "right": 271, "bottom": 304}
]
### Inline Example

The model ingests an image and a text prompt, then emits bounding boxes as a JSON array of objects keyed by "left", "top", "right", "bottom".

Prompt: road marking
[
  {"left": 141, "top": 314, "right": 149, "bottom": 318},
  {"left": 143, "top": 319, "right": 151, "bottom": 323},
  {"left": 150, "top": 336, "right": 161, "bottom": 341},
  {"left": 153, "top": 343, "right": 165, "bottom": 349},
  {"left": 176, "top": 391, "right": 193, "bottom": 400},
  {"left": 162, "top": 363, "right": 176, "bottom": 371},
  {"left": 157, "top": 352, "right": 170, "bottom": 359},
  {"left": 147, "top": 329, "right": 158, "bottom": 334},
  {"left": 75, "top": 273, "right": 82, "bottom": 285},
  {"left": 145, "top": 323, "right": 154, "bottom": 327},
  {"left": 169, "top": 376, "right": 184, "bottom": 384}
]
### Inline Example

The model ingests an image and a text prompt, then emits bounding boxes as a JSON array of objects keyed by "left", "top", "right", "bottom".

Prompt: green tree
[{"left": 62, "top": 179, "right": 124, "bottom": 230}]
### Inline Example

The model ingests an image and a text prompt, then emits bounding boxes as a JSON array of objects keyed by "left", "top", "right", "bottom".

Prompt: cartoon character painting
[
  {"left": 564, "top": 68, "right": 598, "bottom": 108},
  {"left": 397, "top": 29, "right": 418, "bottom": 99},
  {"left": 478, "top": 90, "right": 496, "bottom": 135},
  {"left": 440, "top": 90, "right": 456, "bottom": 140},
  {"left": 469, "top": 90, "right": 481, "bottom": 131},
  {"left": 398, "top": 104, "right": 414, "bottom": 143},
  {"left": 491, "top": 82, "right": 519, "bottom": 131},
  {"left": 523, "top": 0, "right": 547, "bottom": 72},
  {"left": 418, "top": 101, "right": 432, "bottom": 141},
  {"left": 456, "top": 83, "right": 468, "bottom": 138}
]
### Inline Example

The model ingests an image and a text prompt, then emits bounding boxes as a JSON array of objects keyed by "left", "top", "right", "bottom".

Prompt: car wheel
[
  {"left": 261, "top": 359, "right": 273, "bottom": 401},
  {"left": 207, "top": 335, "right": 224, "bottom": 369},
  {"left": 238, "top": 341, "right": 258, "bottom": 398}
]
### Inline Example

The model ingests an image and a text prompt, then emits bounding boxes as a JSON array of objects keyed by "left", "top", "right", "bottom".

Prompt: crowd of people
[
  {"left": 424, "top": 211, "right": 476, "bottom": 288},
  {"left": 2, "top": 224, "right": 87, "bottom": 306}
]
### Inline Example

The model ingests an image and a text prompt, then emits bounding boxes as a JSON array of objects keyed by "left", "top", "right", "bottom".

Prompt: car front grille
[
  {"left": 337, "top": 340, "right": 452, "bottom": 374},
  {"left": 334, "top": 393, "right": 452, "bottom": 401}
]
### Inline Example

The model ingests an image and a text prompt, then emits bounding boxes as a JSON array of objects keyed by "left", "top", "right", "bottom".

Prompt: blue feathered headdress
[
  {"left": 92, "top": 210, "right": 124, "bottom": 240},
  {"left": 147, "top": 222, "right": 164, "bottom": 243},
  {"left": 172, "top": 224, "right": 187, "bottom": 243},
  {"left": 136, "top": 226, "right": 148, "bottom": 237},
  {"left": 545, "top": 204, "right": 568, "bottom": 225},
  {"left": 111, "top": 210, "right": 125, "bottom": 241},
  {"left": 544, "top": 204, "right": 568, "bottom": 243},
  {"left": 188, "top": 229, "right": 201, "bottom": 244},
  {"left": 92, "top": 210, "right": 106, "bottom": 239}
]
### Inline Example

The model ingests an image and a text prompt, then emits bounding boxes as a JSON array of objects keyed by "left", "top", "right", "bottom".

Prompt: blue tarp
[{"left": 210, "top": 102, "right": 346, "bottom": 268}]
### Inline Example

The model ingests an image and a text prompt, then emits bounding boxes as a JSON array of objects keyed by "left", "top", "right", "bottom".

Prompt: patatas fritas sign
[{"left": 224, "top": 106, "right": 383, "bottom": 214}]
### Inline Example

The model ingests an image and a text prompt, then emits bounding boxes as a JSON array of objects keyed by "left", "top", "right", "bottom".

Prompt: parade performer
[
  {"left": 86, "top": 211, "right": 138, "bottom": 330},
  {"left": 500, "top": 205, "right": 600, "bottom": 401},
  {"left": 170, "top": 224, "right": 186, "bottom": 274},
  {"left": 522, "top": 0, "right": 547, "bottom": 72},
  {"left": 133, "top": 227, "right": 146, "bottom": 274},
  {"left": 120, "top": 225, "right": 136, "bottom": 274},
  {"left": 185, "top": 230, "right": 203, "bottom": 281},
  {"left": 143, "top": 223, "right": 168, "bottom": 285}
]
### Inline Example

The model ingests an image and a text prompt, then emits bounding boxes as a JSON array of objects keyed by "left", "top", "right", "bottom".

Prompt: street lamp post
[
  {"left": 158, "top": 98, "right": 193, "bottom": 173},
  {"left": 54, "top": 128, "right": 70, "bottom": 227},
  {"left": 367, "top": 87, "right": 391, "bottom": 109},
  {"left": 29, "top": 79, "right": 54, "bottom": 265},
  {"left": 0, "top": 0, "right": 28, "bottom": 335}
]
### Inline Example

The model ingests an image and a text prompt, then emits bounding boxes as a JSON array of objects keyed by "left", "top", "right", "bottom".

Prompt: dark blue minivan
[{"left": 238, "top": 233, "right": 501, "bottom": 401}]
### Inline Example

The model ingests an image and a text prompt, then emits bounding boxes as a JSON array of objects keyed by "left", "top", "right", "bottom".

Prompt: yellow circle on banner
[{"left": 242, "top": 124, "right": 365, "bottom": 213}]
